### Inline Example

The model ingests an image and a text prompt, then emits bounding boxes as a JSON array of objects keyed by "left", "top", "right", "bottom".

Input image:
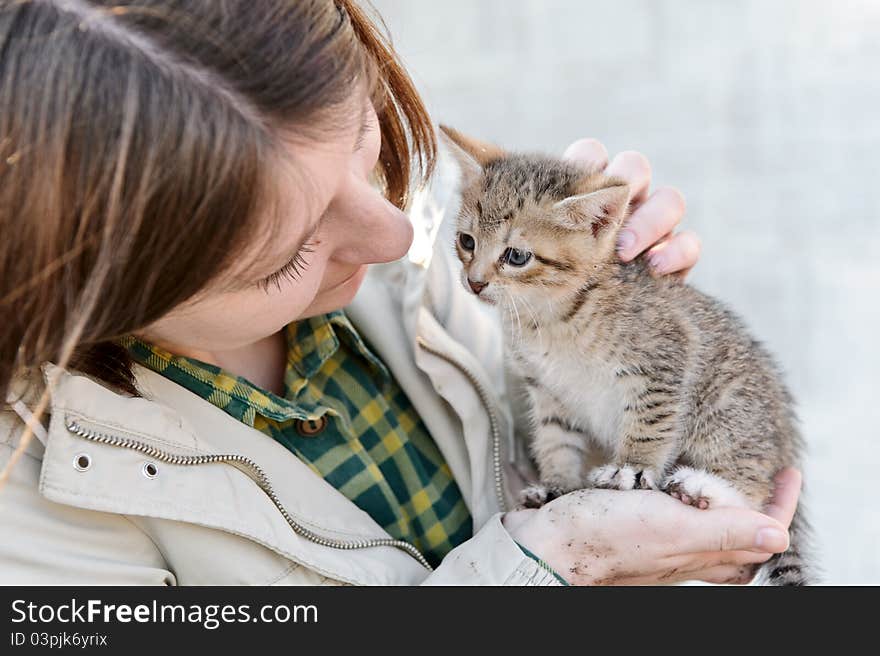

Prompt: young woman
[{"left": 0, "top": 0, "right": 799, "bottom": 585}]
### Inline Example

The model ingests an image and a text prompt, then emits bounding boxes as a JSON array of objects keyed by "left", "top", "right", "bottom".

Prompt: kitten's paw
[
  {"left": 518, "top": 482, "right": 576, "bottom": 508},
  {"left": 519, "top": 484, "right": 552, "bottom": 508},
  {"left": 587, "top": 464, "right": 660, "bottom": 491},
  {"left": 662, "top": 467, "right": 751, "bottom": 510}
]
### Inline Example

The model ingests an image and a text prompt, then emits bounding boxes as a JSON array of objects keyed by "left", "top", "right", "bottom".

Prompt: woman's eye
[
  {"left": 458, "top": 232, "right": 475, "bottom": 251},
  {"left": 504, "top": 248, "right": 532, "bottom": 267},
  {"left": 257, "top": 242, "right": 315, "bottom": 293}
]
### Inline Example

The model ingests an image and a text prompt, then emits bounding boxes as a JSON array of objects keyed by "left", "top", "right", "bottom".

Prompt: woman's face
[{"left": 139, "top": 94, "right": 413, "bottom": 354}]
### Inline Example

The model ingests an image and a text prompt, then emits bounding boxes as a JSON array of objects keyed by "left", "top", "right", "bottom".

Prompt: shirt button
[{"left": 295, "top": 416, "right": 328, "bottom": 437}]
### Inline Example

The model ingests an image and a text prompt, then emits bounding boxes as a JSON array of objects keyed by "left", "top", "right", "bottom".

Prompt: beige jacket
[{"left": 0, "top": 148, "right": 558, "bottom": 586}]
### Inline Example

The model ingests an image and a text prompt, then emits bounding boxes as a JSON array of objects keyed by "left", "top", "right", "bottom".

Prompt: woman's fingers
[
  {"left": 762, "top": 467, "right": 803, "bottom": 530},
  {"left": 604, "top": 150, "right": 652, "bottom": 205},
  {"left": 561, "top": 139, "right": 697, "bottom": 276},
  {"left": 689, "top": 564, "right": 757, "bottom": 586},
  {"left": 562, "top": 141, "right": 652, "bottom": 203},
  {"left": 562, "top": 137, "right": 609, "bottom": 172},
  {"left": 664, "top": 548, "right": 772, "bottom": 574},
  {"left": 649, "top": 542, "right": 769, "bottom": 585},
  {"left": 675, "top": 506, "right": 790, "bottom": 555},
  {"left": 617, "top": 186, "right": 686, "bottom": 262},
  {"left": 645, "top": 229, "right": 701, "bottom": 277},
  {"left": 604, "top": 561, "right": 757, "bottom": 586}
]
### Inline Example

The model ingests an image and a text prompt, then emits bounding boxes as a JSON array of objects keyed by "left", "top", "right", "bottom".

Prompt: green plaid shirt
[{"left": 122, "top": 310, "right": 472, "bottom": 568}]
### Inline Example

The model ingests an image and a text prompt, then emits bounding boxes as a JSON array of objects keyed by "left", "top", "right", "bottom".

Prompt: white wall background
[{"left": 372, "top": 0, "right": 880, "bottom": 584}]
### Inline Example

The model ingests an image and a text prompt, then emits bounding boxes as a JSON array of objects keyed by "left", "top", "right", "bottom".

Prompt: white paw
[
  {"left": 519, "top": 480, "right": 581, "bottom": 508},
  {"left": 519, "top": 484, "right": 552, "bottom": 508},
  {"left": 588, "top": 464, "right": 659, "bottom": 491},
  {"left": 662, "top": 467, "right": 751, "bottom": 510}
]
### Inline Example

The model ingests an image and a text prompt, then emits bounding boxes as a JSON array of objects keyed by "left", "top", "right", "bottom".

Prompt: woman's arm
[{"left": 419, "top": 468, "right": 800, "bottom": 586}]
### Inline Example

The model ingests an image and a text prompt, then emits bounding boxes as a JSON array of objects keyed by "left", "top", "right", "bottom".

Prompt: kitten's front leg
[
  {"left": 520, "top": 379, "right": 592, "bottom": 508},
  {"left": 587, "top": 375, "right": 681, "bottom": 491}
]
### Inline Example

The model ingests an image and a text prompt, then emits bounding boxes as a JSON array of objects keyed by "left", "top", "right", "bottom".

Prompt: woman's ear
[
  {"left": 438, "top": 124, "right": 505, "bottom": 184},
  {"left": 552, "top": 182, "right": 631, "bottom": 237}
]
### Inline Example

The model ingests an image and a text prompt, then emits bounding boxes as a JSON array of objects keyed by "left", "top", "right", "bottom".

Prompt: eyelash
[{"left": 257, "top": 241, "right": 315, "bottom": 293}]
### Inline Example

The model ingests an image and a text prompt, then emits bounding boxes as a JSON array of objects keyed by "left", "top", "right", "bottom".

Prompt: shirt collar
[
  {"left": 287, "top": 310, "right": 390, "bottom": 385},
  {"left": 122, "top": 310, "right": 391, "bottom": 428}
]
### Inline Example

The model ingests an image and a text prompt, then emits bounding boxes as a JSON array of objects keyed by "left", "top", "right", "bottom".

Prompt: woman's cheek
[{"left": 237, "top": 268, "right": 325, "bottom": 327}]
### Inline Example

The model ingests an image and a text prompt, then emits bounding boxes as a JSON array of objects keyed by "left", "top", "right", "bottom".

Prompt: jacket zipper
[
  {"left": 416, "top": 336, "right": 508, "bottom": 513},
  {"left": 65, "top": 418, "right": 433, "bottom": 572}
]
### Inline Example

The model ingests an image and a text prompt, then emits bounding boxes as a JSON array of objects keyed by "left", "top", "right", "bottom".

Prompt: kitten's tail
[{"left": 760, "top": 504, "right": 817, "bottom": 586}]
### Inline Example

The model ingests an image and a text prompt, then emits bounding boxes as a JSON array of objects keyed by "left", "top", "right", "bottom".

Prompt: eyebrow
[{"left": 352, "top": 101, "right": 372, "bottom": 152}]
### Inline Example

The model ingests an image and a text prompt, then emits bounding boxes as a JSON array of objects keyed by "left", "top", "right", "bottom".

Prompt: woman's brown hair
[{"left": 0, "top": 0, "right": 435, "bottom": 482}]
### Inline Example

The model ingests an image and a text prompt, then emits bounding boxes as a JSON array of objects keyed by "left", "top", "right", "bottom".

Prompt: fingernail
[
  {"left": 649, "top": 252, "right": 668, "bottom": 273},
  {"left": 755, "top": 527, "right": 788, "bottom": 552},
  {"left": 617, "top": 229, "right": 636, "bottom": 258}
]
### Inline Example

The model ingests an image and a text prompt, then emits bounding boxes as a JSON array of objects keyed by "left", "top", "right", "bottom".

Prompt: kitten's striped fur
[{"left": 442, "top": 125, "right": 814, "bottom": 586}]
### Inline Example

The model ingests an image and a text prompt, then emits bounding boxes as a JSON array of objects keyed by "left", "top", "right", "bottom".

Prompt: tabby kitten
[{"left": 441, "top": 125, "right": 812, "bottom": 585}]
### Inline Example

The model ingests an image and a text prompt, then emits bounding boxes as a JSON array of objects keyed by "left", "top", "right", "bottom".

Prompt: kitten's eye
[
  {"left": 458, "top": 232, "right": 476, "bottom": 251},
  {"left": 504, "top": 248, "right": 532, "bottom": 267}
]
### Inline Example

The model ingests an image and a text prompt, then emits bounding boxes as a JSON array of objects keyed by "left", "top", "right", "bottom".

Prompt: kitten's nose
[{"left": 468, "top": 278, "right": 488, "bottom": 295}]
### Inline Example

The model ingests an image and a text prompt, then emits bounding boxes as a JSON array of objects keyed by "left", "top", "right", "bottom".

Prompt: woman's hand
[
  {"left": 563, "top": 138, "right": 700, "bottom": 278},
  {"left": 503, "top": 468, "right": 802, "bottom": 585}
]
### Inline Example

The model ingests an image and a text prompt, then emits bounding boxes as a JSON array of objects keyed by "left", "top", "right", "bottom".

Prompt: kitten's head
[{"left": 440, "top": 125, "right": 631, "bottom": 309}]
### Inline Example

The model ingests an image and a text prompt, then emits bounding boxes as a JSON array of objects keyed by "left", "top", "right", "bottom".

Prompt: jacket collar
[{"left": 39, "top": 363, "right": 428, "bottom": 585}]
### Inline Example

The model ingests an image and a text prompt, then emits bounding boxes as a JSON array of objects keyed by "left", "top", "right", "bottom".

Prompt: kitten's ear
[
  {"left": 439, "top": 124, "right": 505, "bottom": 183},
  {"left": 552, "top": 183, "right": 631, "bottom": 237}
]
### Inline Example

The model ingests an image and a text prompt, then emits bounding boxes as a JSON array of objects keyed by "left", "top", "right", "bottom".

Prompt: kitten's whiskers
[
  {"left": 517, "top": 293, "right": 545, "bottom": 352},
  {"left": 505, "top": 290, "right": 525, "bottom": 350}
]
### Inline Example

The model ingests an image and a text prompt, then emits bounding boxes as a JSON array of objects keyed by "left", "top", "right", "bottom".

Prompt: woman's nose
[
  {"left": 324, "top": 179, "right": 414, "bottom": 265},
  {"left": 468, "top": 278, "right": 488, "bottom": 295}
]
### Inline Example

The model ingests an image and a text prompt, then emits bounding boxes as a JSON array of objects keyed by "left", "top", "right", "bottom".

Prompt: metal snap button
[
  {"left": 295, "top": 416, "right": 328, "bottom": 437},
  {"left": 73, "top": 453, "right": 91, "bottom": 472},
  {"left": 142, "top": 462, "right": 159, "bottom": 479}
]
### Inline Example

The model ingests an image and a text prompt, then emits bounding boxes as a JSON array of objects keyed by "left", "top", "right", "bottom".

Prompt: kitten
[{"left": 440, "top": 125, "right": 813, "bottom": 585}]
